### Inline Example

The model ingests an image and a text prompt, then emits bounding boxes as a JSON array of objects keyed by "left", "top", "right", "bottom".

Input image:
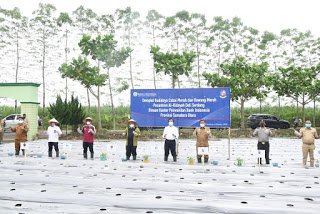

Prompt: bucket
[
  {"left": 272, "top": 162, "right": 278, "bottom": 167},
  {"left": 212, "top": 160, "right": 219, "bottom": 166}
]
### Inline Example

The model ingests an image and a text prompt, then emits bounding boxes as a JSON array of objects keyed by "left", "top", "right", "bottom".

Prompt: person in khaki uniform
[
  {"left": 193, "top": 119, "right": 211, "bottom": 163},
  {"left": 11, "top": 116, "right": 29, "bottom": 156},
  {"left": 294, "top": 120, "right": 318, "bottom": 167}
]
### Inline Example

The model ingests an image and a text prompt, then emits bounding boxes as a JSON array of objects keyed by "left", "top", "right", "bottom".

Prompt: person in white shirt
[
  {"left": 162, "top": 118, "right": 179, "bottom": 162},
  {"left": 47, "top": 118, "right": 62, "bottom": 158}
]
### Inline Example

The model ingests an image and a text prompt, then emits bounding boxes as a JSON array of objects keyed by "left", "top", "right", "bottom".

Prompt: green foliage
[
  {"left": 57, "top": 12, "right": 72, "bottom": 27},
  {"left": 48, "top": 95, "right": 85, "bottom": 130},
  {"left": 150, "top": 45, "right": 196, "bottom": 88},
  {"left": 48, "top": 95, "right": 68, "bottom": 125},
  {"left": 59, "top": 56, "right": 106, "bottom": 89}
]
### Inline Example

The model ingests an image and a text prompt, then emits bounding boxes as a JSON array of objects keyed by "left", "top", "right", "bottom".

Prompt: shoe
[
  {"left": 197, "top": 157, "right": 202, "bottom": 163},
  {"left": 56, "top": 151, "right": 59, "bottom": 158},
  {"left": 48, "top": 151, "right": 52, "bottom": 158},
  {"left": 83, "top": 153, "right": 88, "bottom": 159},
  {"left": 126, "top": 156, "right": 130, "bottom": 160},
  {"left": 204, "top": 157, "right": 208, "bottom": 163},
  {"left": 90, "top": 153, "right": 94, "bottom": 159},
  {"left": 133, "top": 156, "right": 137, "bottom": 160},
  {"left": 164, "top": 156, "right": 168, "bottom": 161},
  {"left": 15, "top": 150, "right": 19, "bottom": 156},
  {"left": 173, "top": 156, "right": 177, "bottom": 162}
]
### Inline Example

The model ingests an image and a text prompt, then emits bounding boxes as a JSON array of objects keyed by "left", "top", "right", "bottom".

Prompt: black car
[{"left": 247, "top": 114, "right": 290, "bottom": 129}]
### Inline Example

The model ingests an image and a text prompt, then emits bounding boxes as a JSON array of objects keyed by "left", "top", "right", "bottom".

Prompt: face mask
[
  {"left": 18, "top": 120, "right": 23, "bottom": 124},
  {"left": 86, "top": 121, "right": 91, "bottom": 125},
  {"left": 305, "top": 124, "right": 311, "bottom": 128},
  {"left": 200, "top": 123, "right": 205, "bottom": 128},
  {"left": 129, "top": 124, "right": 134, "bottom": 128},
  {"left": 168, "top": 121, "right": 174, "bottom": 127}
]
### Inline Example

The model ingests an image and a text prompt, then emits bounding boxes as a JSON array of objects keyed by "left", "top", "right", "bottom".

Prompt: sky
[{"left": 1, "top": 0, "right": 320, "bottom": 36}]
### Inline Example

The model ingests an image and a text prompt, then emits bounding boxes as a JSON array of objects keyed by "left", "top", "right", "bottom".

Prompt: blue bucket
[
  {"left": 212, "top": 160, "right": 219, "bottom": 166},
  {"left": 272, "top": 163, "right": 278, "bottom": 167}
]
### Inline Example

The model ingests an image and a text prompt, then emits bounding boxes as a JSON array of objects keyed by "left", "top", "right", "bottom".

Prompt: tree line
[{"left": 1, "top": 4, "right": 320, "bottom": 129}]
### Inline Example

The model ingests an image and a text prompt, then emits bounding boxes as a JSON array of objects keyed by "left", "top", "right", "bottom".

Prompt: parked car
[
  {"left": 247, "top": 114, "right": 290, "bottom": 129},
  {"left": 3, "top": 114, "right": 42, "bottom": 131}
]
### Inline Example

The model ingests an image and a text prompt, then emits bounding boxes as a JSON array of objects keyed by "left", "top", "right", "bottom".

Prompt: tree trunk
[
  {"left": 42, "top": 28, "right": 46, "bottom": 121},
  {"left": 240, "top": 99, "right": 245, "bottom": 129},
  {"left": 128, "top": 32, "right": 134, "bottom": 89},
  {"left": 302, "top": 93, "right": 305, "bottom": 122},
  {"left": 313, "top": 98, "right": 316, "bottom": 125},
  {"left": 87, "top": 88, "right": 91, "bottom": 110},
  {"left": 97, "top": 85, "right": 102, "bottom": 130},
  {"left": 15, "top": 30, "right": 19, "bottom": 113},
  {"left": 107, "top": 68, "right": 116, "bottom": 130},
  {"left": 172, "top": 75, "right": 175, "bottom": 89},
  {"left": 196, "top": 29, "right": 200, "bottom": 87},
  {"left": 152, "top": 25, "right": 157, "bottom": 89},
  {"left": 65, "top": 27, "right": 68, "bottom": 101}
]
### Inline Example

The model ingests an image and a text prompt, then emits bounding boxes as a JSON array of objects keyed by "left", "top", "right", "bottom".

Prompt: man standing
[
  {"left": 77, "top": 117, "right": 96, "bottom": 159},
  {"left": 47, "top": 118, "right": 62, "bottom": 158},
  {"left": 11, "top": 116, "right": 28, "bottom": 156},
  {"left": 123, "top": 119, "right": 140, "bottom": 160},
  {"left": 193, "top": 119, "right": 211, "bottom": 163},
  {"left": 162, "top": 118, "right": 179, "bottom": 162},
  {"left": 294, "top": 120, "right": 318, "bottom": 167},
  {"left": 253, "top": 120, "right": 273, "bottom": 165}
]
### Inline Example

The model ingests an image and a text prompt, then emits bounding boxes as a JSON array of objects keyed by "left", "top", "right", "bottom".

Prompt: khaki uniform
[
  {"left": 296, "top": 127, "right": 318, "bottom": 166},
  {"left": 193, "top": 127, "right": 211, "bottom": 159},
  {"left": 11, "top": 123, "right": 28, "bottom": 155}
]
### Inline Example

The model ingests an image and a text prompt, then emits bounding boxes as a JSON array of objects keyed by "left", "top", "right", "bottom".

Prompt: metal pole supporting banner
[{"left": 228, "top": 128, "right": 231, "bottom": 160}]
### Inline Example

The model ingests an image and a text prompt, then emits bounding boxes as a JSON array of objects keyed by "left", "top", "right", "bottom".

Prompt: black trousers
[
  {"left": 126, "top": 145, "right": 137, "bottom": 158},
  {"left": 48, "top": 142, "right": 59, "bottom": 152},
  {"left": 164, "top": 139, "right": 177, "bottom": 158},
  {"left": 83, "top": 142, "right": 94, "bottom": 155},
  {"left": 257, "top": 142, "right": 270, "bottom": 164}
]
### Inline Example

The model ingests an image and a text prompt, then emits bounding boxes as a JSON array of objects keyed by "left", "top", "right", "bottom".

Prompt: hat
[
  {"left": 17, "top": 115, "right": 24, "bottom": 119},
  {"left": 84, "top": 117, "right": 93, "bottom": 122},
  {"left": 305, "top": 120, "right": 311, "bottom": 124},
  {"left": 128, "top": 119, "right": 137, "bottom": 124},
  {"left": 48, "top": 118, "right": 59, "bottom": 124}
]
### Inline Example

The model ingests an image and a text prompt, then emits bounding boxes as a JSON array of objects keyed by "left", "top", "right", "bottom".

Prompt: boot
[
  {"left": 22, "top": 149, "right": 25, "bottom": 156},
  {"left": 15, "top": 150, "right": 19, "bottom": 156},
  {"left": 48, "top": 151, "right": 52, "bottom": 158},
  {"left": 173, "top": 156, "right": 177, "bottom": 162},
  {"left": 56, "top": 151, "right": 59, "bottom": 158},
  {"left": 133, "top": 155, "right": 137, "bottom": 160},
  {"left": 126, "top": 156, "right": 130, "bottom": 160},
  {"left": 258, "top": 158, "right": 262, "bottom": 165},
  {"left": 204, "top": 157, "right": 208, "bottom": 163},
  {"left": 90, "top": 153, "right": 94, "bottom": 159},
  {"left": 197, "top": 157, "right": 202, "bottom": 163},
  {"left": 164, "top": 156, "right": 168, "bottom": 161},
  {"left": 83, "top": 152, "right": 88, "bottom": 159}
]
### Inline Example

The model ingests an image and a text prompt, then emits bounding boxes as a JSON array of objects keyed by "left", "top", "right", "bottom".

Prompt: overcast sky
[{"left": 1, "top": 0, "right": 320, "bottom": 36}]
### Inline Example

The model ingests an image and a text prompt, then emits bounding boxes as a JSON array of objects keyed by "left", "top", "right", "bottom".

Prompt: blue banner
[{"left": 130, "top": 88, "right": 230, "bottom": 128}]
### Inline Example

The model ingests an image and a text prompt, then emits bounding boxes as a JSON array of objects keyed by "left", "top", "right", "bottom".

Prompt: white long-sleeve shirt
[
  {"left": 162, "top": 126, "right": 179, "bottom": 140},
  {"left": 47, "top": 126, "right": 62, "bottom": 142}
]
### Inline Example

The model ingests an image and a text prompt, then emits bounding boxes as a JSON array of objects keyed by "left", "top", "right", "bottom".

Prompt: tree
[
  {"left": 145, "top": 9, "right": 164, "bottom": 88},
  {"left": 58, "top": 55, "right": 107, "bottom": 129},
  {"left": 48, "top": 95, "right": 85, "bottom": 132},
  {"left": 31, "top": 3, "right": 57, "bottom": 121},
  {"left": 268, "top": 65, "right": 320, "bottom": 121},
  {"left": 116, "top": 7, "right": 141, "bottom": 89},
  {"left": 79, "top": 34, "right": 130, "bottom": 130},
  {"left": 72, "top": 5, "right": 98, "bottom": 109},
  {"left": 57, "top": 12, "right": 72, "bottom": 100},
  {"left": 150, "top": 45, "right": 196, "bottom": 88},
  {"left": 0, "top": 7, "right": 28, "bottom": 112},
  {"left": 204, "top": 57, "right": 269, "bottom": 128}
]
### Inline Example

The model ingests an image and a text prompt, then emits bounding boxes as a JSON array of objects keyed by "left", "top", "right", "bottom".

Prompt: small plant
[
  {"left": 143, "top": 155, "right": 149, "bottom": 163},
  {"left": 187, "top": 156, "right": 194, "bottom": 165},
  {"left": 235, "top": 157, "right": 244, "bottom": 166},
  {"left": 100, "top": 153, "right": 107, "bottom": 161}
]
